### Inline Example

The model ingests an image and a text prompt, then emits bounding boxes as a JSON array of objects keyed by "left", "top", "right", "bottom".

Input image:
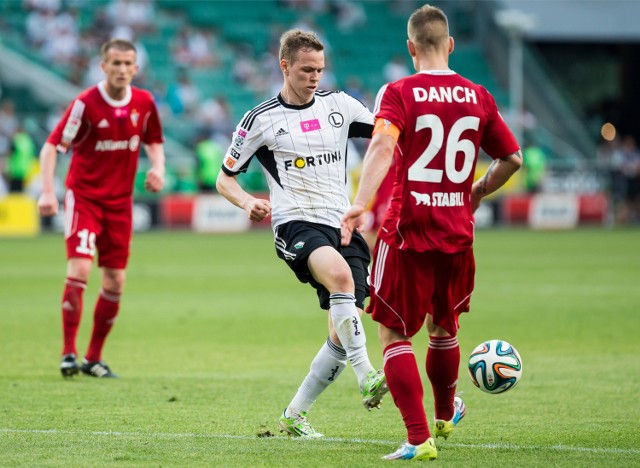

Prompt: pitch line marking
[{"left": 1, "top": 429, "right": 638, "bottom": 455}]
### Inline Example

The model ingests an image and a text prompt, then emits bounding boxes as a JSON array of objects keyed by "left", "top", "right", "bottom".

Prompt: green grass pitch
[{"left": 1, "top": 228, "right": 639, "bottom": 466}]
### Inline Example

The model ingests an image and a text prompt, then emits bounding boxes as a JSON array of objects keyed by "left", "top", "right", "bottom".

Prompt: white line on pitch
[{"left": 1, "top": 428, "right": 638, "bottom": 455}]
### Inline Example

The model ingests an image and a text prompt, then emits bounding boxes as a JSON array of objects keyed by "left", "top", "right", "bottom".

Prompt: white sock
[
  {"left": 287, "top": 337, "right": 347, "bottom": 415},
  {"left": 329, "top": 293, "right": 375, "bottom": 388}
]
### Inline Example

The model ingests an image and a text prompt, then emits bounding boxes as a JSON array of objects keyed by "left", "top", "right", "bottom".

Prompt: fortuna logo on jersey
[
  {"left": 284, "top": 151, "right": 342, "bottom": 171},
  {"left": 95, "top": 135, "right": 140, "bottom": 152}
]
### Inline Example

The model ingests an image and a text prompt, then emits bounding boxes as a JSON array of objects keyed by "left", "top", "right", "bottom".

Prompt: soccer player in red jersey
[
  {"left": 38, "top": 39, "right": 166, "bottom": 378},
  {"left": 341, "top": 5, "right": 522, "bottom": 461}
]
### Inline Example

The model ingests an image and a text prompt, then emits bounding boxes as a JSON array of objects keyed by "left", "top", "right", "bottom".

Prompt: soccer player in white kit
[{"left": 216, "top": 29, "right": 388, "bottom": 438}]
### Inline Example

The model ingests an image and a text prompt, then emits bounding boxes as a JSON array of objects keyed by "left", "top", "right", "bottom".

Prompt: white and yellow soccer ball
[{"left": 468, "top": 339, "right": 523, "bottom": 394}]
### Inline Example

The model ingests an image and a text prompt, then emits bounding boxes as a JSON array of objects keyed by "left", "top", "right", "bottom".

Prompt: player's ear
[
  {"left": 448, "top": 36, "right": 455, "bottom": 55},
  {"left": 280, "top": 58, "right": 288, "bottom": 75},
  {"left": 407, "top": 39, "right": 417, "bottom": 58}
]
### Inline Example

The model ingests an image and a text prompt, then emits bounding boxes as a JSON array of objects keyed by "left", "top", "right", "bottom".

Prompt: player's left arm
[
  {"left": 341, "top": 120, "right": 398, "bottom": 246},
  {"left": 143, "top": 142, "right": 166, "bottom": 192},
  {"left": 471, "top": 150, "right": 522, "bottom": 212}
]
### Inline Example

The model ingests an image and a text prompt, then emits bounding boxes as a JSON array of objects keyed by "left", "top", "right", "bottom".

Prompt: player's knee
[
  {"left": 326, "top": 265, "right": 354, "bottom": 292},
  {"left": 67, "top": 258, "right": 92, "bottom": 282},
  {"left": 103, "top": 268, "right": 126, "bottom": 292}
]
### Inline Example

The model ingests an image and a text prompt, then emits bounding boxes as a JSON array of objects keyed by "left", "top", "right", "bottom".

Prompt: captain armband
[{"left": 373, "top": 118, "right": 400, "bottom": 141}]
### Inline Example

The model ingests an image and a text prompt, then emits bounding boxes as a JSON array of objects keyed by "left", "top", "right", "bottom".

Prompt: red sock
[
  {"left": 85, "top": 289, "right": 120, "bottom": 362},
  {"left": 61, "top": 278, "right": 86, "bottom": 356},
  {"left": 426, "top": 335, "right": 460, "bottom": 421},
  {"left": 383, "top": 341, "right": 430, "bottom": 445}
]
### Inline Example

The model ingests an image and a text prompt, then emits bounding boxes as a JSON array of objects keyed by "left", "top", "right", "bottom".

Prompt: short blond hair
[
  {"left": 408, "top": 5, "right": 449, "bottom": 52},
  {"left": 100, "top": 38, "right": 137, "bottom": 61},
  {"left": 279, "top": 29, "right": 324, "bottom": 63}
]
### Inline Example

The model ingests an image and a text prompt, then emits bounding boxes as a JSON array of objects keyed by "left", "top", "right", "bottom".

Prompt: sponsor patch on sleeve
[{"left": 224, "top": 156, "right": 236, "bottom": 169}]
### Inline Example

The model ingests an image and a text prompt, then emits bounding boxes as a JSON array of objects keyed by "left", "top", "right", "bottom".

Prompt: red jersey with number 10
[
  {"left": 375, "top": 70, "right": 519, "bottom": 253},
  {"left": 48, "top": 81, "right": 164, "bottom": 203}
]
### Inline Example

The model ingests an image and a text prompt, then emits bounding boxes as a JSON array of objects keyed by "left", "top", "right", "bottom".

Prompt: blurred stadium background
[{"left": 1, "top": 0, "right": 639, "bottom": 235}]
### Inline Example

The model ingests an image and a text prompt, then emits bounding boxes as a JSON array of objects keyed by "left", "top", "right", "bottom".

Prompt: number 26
[{"left": 407, "top": 114, "right": 479, "bottom": 184}]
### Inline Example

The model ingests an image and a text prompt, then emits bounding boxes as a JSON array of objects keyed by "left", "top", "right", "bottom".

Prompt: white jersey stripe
[{"left": 64, "top": 190, "right": 75, "bottom": 239}]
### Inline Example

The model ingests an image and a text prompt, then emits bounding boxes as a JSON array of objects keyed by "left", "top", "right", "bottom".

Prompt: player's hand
[
  {"left": 38, "top": 192, "right": 59, "bottom": 217},
  {"left": 243, "top": 197, "right": 271, "bottom": 222},
  {"left": 340, "top": 204, "right": 365, "bottom": 246},
  {"left": 145, "top": 167, "right": 165, "bottom": 193}
]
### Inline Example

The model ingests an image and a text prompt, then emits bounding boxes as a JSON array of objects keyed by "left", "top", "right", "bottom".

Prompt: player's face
[
  {"left": 101, "top": 48, "right": 138, "bottom": 93},
  {"left": 282, "top": 48, "right": 324, "bottom": 104}
]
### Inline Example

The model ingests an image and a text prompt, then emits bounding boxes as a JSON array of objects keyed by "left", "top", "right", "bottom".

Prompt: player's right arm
[
  {"left": 38, "top": 142, "right": 59, "bottom": 216},
  {"left": 216, "top": 170, "right": 271, "bottom": 222}
]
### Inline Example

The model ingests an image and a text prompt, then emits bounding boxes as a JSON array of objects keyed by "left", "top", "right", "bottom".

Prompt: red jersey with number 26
[
  {"left": 48, "top": 81, "right": 164, "bottom": 203},
  {"left": 375, "top": 70, "right": 519, "bottom": 253}
]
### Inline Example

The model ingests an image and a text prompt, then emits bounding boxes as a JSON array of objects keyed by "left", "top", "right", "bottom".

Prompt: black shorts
[{"left": 274, "top": 220, "right": 371, "bottom": 310}]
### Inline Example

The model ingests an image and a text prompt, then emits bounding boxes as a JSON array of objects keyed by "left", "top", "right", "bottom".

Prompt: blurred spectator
[
  {"left": 171, "top": 26, "right": 220, "bottom": 69},
  {"left": 383, "top": 54, "right": 410, "bottom": 83},
  {"left": 166, "top": 72, "right": 200, "bottom": 116},
  {"left": 6, "top": 124, "right": 37, "bottom": 192},
  {"left": 194, "top": 131, "right": 224, "bottom": 193},
  {"left": 615, "top": 135, "right": 640, "bottom": 224},
  {"left": 25, "top": 7, "right": 57, "bottom": 47},
  {"left": 24, "top": 0, "right": 61, "bottom": 12},
  {"left": 106, "top": 0, "right": 155, "bottom": 35},
  {"left": 522, "top": 140, "right": 547, "bottom": 193},
  {"left": 196, "top": 94, "right": 232, "bottom": 136},
  {"left": 330, "top": 0, "right": 367, "bottom": 32},
  {"left": 343, "top": 76, "right": 368, "bottom": 105},
  {"left": 0, "top": 100, "right": 19, "bottom": 144}
]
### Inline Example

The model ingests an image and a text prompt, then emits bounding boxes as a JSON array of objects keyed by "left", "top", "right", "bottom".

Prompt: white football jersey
[{"left": 222, "top": 91, "right": 373, "bottom": 229}]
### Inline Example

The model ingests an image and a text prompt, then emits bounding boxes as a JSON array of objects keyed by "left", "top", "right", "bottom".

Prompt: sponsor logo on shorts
[{"left": 294, "top": 241, "right": 305, "bottom": 249}]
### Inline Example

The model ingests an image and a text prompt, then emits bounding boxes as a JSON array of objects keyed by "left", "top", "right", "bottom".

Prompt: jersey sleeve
[
  {"left": 479, "top": 88, "right": 520, "bottom": 159},
  {"left": 221, "top": 117, "right": 265, "bottom": 175},
  {"left": 344, "top": 93, "right": 374, "bottom": 138},
  {"left": 142, "top": 99, "right": 164, "bottom": 144},
  {"left": 374, "top": 83, "right": 406, "bottom": 133},
  {"left": 47, "top": 98, "right": 88, "bottom": 153}
]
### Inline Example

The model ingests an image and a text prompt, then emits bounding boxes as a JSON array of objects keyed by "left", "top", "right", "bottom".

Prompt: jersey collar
[
  {"left": 277, "top": 93, "right": 315, "bottom": 110},
  {"left": 417, "top": 70, "right": 457, "bottom": 75},
  {"left": 98, "top": 81, "right": 132, "bottom": 107}
]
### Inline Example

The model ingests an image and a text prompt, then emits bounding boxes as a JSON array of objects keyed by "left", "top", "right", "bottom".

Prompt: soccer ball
[{"left": 468, "top": 339, "right": 522, "bottom": 394}]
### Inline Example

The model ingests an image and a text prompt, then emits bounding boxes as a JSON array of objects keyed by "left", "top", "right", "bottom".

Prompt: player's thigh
[
  {"left": 274, "top": 221, "right": 338, "bottom": 283},
  {"left": 308, "top": 246, "right": 354, "bottom": 291},
  {"left": 96, "top": 205, "right": 133, "bottom": 269},
  {"left": 64, "top": 191, "right": 102, "bottom": 262},
  {"left": 340, "top": 231, "right": 371, "bottom": 309},
  {"left": 431, "top": 249, "right": 475, "bottom": 334},
  {"left": 368, "top": 240, "right": 435, "bottom": 338}
]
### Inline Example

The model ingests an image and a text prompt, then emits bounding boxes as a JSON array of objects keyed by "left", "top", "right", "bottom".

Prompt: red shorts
[
  {"left": 367, "top": 240, "right": 475, "bottom": 337},
  {"left": 63, "top": 190, "right": 132, "bottom": 269}
]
